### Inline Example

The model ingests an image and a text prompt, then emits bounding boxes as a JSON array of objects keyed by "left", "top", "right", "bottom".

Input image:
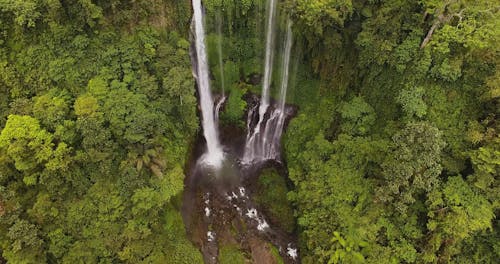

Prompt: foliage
[
  {"left": 281, "top": 0, "right": 498, "bottom": 262},
  {"left": 397, "top": 86, "right": 427, "bottom": 119},
  {"left": 378, "top": 122, "right": 446, "bottom": 213},
  {"left": 0, "top": 1, "right": 200, "bottom": 262},
  {"left": 425, "top": 176, "right": 494, "bottom": 262},
  {"left": 218, "top": 244, "right": 247, "bottom": 264},
  {"left": 269, "top": 243, "right": 285, "bottom": 264},
  {"left": 254, "top": 168, "right": 295, "bottom": 233},
  {"left": 338, "top": 96, "right": 375, "bottom": 136},
  {"left": 0, "top": 0, "right": 498, "bottom": 263},
  {"left": 290, "top": 0, "right": 354, "bottom": 34}
]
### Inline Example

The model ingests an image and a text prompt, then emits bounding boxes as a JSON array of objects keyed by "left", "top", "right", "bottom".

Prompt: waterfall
[
  {"left": 243, "top": 16, "right": 293, "bottom": 164},
  {"left": 192, "top": 0, "right": 224, "bottom": 167},
  {"left": 186, "top": 2, "right": 299, "bottom": 261},
  {"left": 259, "top": 0, "right": 278, "bottom": 121},
  {"left": 262, "top": 19, "right": 294, "bottom": 160},
  {"left": 216, "top": 12, "right": 225, "bottom": 94},
  {"left": 190, "top": 0, "right": 293, "bottom": 165},
  {"left": 273, "top": 20, "right": 293, "bottom": 142},
  {"left": 214, "top": 95, "right": 226, "bottom": 125},
  {"left": 242, "top": 0, "right": 278, "bottom": 163}
]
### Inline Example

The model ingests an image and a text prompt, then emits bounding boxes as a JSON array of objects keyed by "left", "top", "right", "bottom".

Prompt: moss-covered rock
[
  {"left": 255, "top": 168, "right": 295, "bottom": 233},
  {"left": 219, "top": 244, "right": 247, "bottom": 264}
]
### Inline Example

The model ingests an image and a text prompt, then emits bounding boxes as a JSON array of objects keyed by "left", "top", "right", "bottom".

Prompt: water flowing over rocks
[{"left": 186, "top": 0, "right": 298, "bottom": 262}]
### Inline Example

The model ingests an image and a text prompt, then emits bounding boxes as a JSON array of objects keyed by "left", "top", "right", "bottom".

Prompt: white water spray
[{"left": 192, "top": 0, "right": 224, "bottom": 167}]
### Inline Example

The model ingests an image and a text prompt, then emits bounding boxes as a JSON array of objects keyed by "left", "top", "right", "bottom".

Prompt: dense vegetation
[
  {"left": 282, "top": 1, "right": 499, "bottom": 263},
  {"left": 0, "top": 0, "right": 498, "bottom": 263},
  {"left": 0, "top": 0, "right": 204, "bottom": 262}
]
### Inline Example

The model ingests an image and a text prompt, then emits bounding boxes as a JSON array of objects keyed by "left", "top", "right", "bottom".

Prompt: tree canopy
[{"left": 0, "top": 0, "right": 498, "bottom": 263}]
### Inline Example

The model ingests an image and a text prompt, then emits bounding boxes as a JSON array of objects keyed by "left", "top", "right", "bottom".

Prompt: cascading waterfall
[
  {"left": 243, "top": 0, "right": 278, "bottom": 163},
  {"left": 263, "top": 19, "right": 293, "bottom": 159},
  {"left": 185, "top": 2, "right": 299, "bottom": 262},
  {"left": 243, "top": 15, "right": 294, "bottom": 163},
  {"left": 192, "top": 0, "right": 224, "bottom": 167},
  {"left": 190, "top": 0, "right": 292, "bottom": 165}
]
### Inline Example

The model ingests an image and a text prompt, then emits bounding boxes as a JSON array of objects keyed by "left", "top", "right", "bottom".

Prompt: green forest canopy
[{"left": 0, "top": 0, "right": 498, "bottom": 263}]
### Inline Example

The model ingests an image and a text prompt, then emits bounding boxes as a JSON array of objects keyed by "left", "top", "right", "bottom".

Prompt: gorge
[
  {"left": 186, "top": 0, "right": 298, "bottom": 262},
  {"left": 0, "top": 0, "right": 497, "bottom": 263}
]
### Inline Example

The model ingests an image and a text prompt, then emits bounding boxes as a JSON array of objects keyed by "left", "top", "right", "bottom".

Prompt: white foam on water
[
  {"left": 287, "top": 245, "right": 297, "bottom": 260},
  {"left": 239, "top": 187, "right": 247, "bottom": 197},
  {"left": 246, "top": 208, "right": 258, "bottom": 219},
  {"left": 204, "top": 207, "right": 211, "bottom": 217},
  {"left": 207, "top": 231, "right": 215, "bottom": 242},
  {"left": 257, "top": 219, "right": 269, "bottom": 231}
]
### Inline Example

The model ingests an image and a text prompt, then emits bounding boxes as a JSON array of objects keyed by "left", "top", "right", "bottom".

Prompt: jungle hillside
[{"left": 0, "top": 0, "right": 498, "bottom": 263}]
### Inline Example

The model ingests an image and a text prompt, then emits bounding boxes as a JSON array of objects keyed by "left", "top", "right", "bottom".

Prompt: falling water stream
[
  {"left": 273, "top": 19, "right": 294, "bottom": 150},
  {"left": 192, "top": 0, "right": 224, "bottom": 167},
  {"left": 258, "top": 0, "right": 278, "bottom": 121},
  {"left": 243, "top": 16, "right": 294, "bottom": 163},
  {"left": 216, "top": 12, "right": 225, "bottom": 95},
  {"left": 242, "top": 0, "right": 279, "bottom": 163},
  {"left": 186, "top": 0, "right": 298, "bottom": 263}
]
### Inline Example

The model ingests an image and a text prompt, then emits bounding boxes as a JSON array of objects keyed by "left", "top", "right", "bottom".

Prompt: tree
[
  {"left": 288, "top": 133, "right": 387, "bottom": 263},
  {"left": 339, "top": 96, "right": 376, "bottom": 136},
  {"left": 2, "top": 219, "right": 46, "bottom": 263},
  {"left": 0, "top": 115, "right": 57, "bottom": 184},
  {"left": 378, "top": 122, "right": 446, "bottom": 213},
  {"left": 32, "top": 90, "right": 70, "bottom": 131},
  {"left": 469, "top": 139, "right": 500, "bottom": 192},
  {"left": 0, "top": 0, "right": 41, "bottom": 27},
  {"left": 74, "top": 94, "right": 114, "bottom": 165},
  {"left": 397, "top": 86, "right": 427, "bottom": 119},
  {"left": 102, "top": 88, "right": 158, "bottom": 145},
  {"left": 425, "top": 176, "right": 494, "bottom": 262},
  {"left": 290, "top": 0, "right": 354, "bottom": 34}
]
